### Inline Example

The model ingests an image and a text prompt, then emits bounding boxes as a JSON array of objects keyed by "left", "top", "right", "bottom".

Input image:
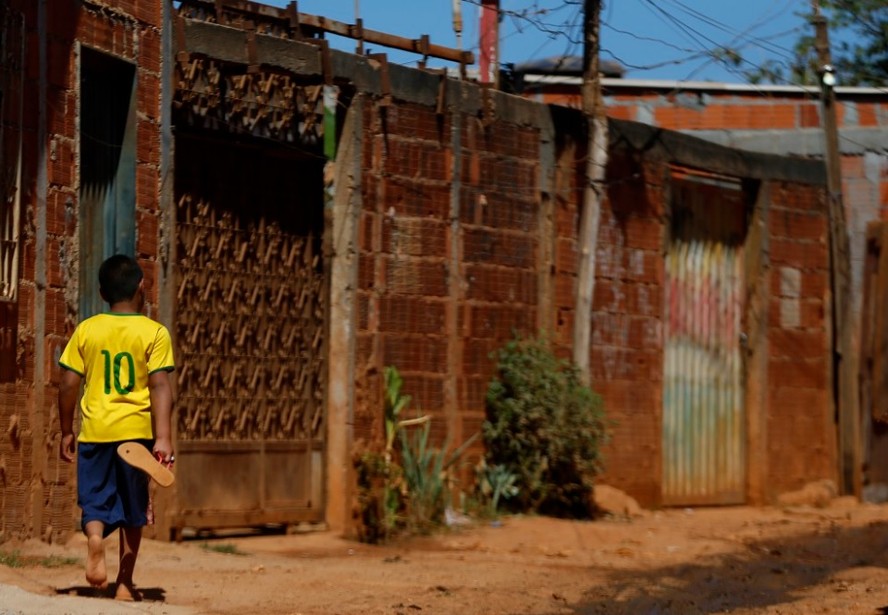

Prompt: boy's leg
[
  {"left": 115, "top": 526, "right": 143, "bottom": 601},
  {"left": 83, "top": 520, "right": 107, "bottom": 588}
]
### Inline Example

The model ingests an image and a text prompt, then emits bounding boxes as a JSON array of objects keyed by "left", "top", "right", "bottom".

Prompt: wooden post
[
  {"left": 811, "top": 1, "right": 859, "bottom": 496},
  {"left": 573, "top": 0, "right": 607, "bottom": 381}
]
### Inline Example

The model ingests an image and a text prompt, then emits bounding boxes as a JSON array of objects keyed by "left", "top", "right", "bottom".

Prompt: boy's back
[
  {"left": 59, "top": 312, "right": 174, "bottom": 443},
  {"left": 57, "top": 254, "right": 175, "bottom": 596}
]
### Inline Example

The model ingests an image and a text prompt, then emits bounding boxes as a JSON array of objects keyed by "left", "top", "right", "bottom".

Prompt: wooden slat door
[{"left": 170, "top": 133, "right": 327, "bottom": 535}]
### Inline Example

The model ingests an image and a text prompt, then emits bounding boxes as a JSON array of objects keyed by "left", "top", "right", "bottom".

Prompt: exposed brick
[
  {"left": 768, "top": 237, "right": 828, "bottom": 269},
  {"left": 46, "top": 190, "right": 67, "bottom": 237},
  {"left": 381, "top": 217, "right": 446, "bottom": 257},
  {"left": 799, "top": 103, "right": 820, "bottom": 128},
  {"left": 378, "top": 296, "right": 446, "bottom": 335},
  {"left": 137, "top": 119, "right": 160, "bottom": 165},
  {"left": 137, "top": 26, "right": 161, "bottom": 73},
  {"left": 135, "top": 1, "right": 162, "bottom": 26},
  {"left": 383, "top": 177, "right": 450, "bottom": 219},
  {"left": 136, "top": 209, "right": 159, "bottom": 257},
  {"left": 769, "top": 328, "right": 827, "bottom": 359},
  {"left": 136, "top": 164, "right": 158, "bottom": 211},
  {"left": 462, "top": 228, "right": 535, "bottom": 268},
  {"left": 383, "top": 257, "right": 448, "bottom": 296},
  {"left": 623, "top": 216, "right": 663, "bottom": 250},
  {"left": 47, "top": 38, "right": 72, "bottom": 89},
  {"left": 462, "top": 338, "right": 500, "bottom": 375},
  {"left": 626, "top": 283, "right": 661, "bottom": 317},
  {"left": 465, "top": 265, "right": 537, "bottom": 304},
  {"left": 48, "top": 138, "right": 74, "bottom": 187},
  {"left": 553, "top": 273, "right": 575, "bottom": 309},
  {"left": 358, "top": 255, "right": 375, "bottom": 291},
  {"left": 468, "top": 304, "right": 536, "bottom": 339},
  {"left": 381, "top": 334, "right": 447, "bottom": 374},
  {"left": 767, "top": 357, "right": 828, "bottom": 390},
  {"left": 770, "top": 209, "right": 827, "bottom": 241},
  {"left": 49, "top": 90, "right": 76, "bottom": 140},
  {"left": 137, "top": 69, "right": 161, "bottom": 120}
]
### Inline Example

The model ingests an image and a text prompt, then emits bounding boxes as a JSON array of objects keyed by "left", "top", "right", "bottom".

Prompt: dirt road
[{"left": 2, "top": 501, "right": 888, "bottom": 614}]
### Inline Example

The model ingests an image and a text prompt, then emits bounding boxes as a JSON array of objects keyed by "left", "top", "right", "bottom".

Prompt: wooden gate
[
  {"left": 662, "top": 169, "right": 746, "bottom": 505},
  {"left": 169, "top": 133, "right": 327, "bottom": 535}
]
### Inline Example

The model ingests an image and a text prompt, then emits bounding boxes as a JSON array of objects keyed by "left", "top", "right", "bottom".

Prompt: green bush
[{"left": 483, "top": 335, "right": 608, "bottom": 518}]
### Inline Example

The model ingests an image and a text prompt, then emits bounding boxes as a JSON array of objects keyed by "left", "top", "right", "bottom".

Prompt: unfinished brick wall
[
  {"left": 592, "top": 152, "right": 666, "bottom": 504},
  {"left": 765, "top": 181, "right": 834, "bottom": 496},
  {"left": 1, "top": 0, "right": 165, "bottom": 541},
  {"left": 354, "top": 98, "right": 542, "bottom": 453},
  {"left": 550, "top": 139, "right": 666, "bottom": 505}
]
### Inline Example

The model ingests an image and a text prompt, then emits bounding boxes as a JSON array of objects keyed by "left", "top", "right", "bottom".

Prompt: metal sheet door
[{"left": 663, "top": 171, "right": 746, "bottom": 505}]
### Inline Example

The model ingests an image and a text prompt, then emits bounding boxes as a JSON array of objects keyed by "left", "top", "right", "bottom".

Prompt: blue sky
[{"left": 266, "top": 0, "right": 810, "bottom": 83}]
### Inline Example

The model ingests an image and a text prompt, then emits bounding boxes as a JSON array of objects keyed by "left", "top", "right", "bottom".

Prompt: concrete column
[{"left": 325, "top": 96, "right": 362, "bottom": 533}]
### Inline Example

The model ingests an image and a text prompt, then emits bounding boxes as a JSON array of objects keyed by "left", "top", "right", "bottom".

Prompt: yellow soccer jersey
[{"left": 59, "top": 313, "right": 175, "bottom": 443}]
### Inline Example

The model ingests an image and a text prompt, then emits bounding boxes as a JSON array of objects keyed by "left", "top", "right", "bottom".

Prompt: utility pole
[
  {"left": 573, "top": 0, "right": 607, "bottom": 381},
  {"left": 811, "top": 0, "right": 859, "bottom": 496}
]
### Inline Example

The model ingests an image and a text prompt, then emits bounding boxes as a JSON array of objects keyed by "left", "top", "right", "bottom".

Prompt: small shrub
[
  {"left": 400, "top": 420, "right": 478, "bottom": 534},
  {"left": 353, "top": 366, "right": 476, "bottom": 542},
  {"left": 474, "top": 460, "right": 519, "bottom": 518},
  {"left": 483, "top": 335, "right": 608, "bottom": 518}
]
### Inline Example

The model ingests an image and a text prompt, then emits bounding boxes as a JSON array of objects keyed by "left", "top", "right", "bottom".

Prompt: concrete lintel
[
  {"left": 608, "top": 118, "right": 827, "bottom": 185},
  {"left": 179, "top": 19, "right": 547, "bottom": 129},
  {"left": 682, "top": 127, "right": 888, "bottom": 158}
]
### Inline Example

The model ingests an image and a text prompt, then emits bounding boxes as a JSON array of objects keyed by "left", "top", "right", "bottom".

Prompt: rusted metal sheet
[
  {"left": 170, "top": 132, "right": 326, "bottom": 536},
  {"left": 663, "top": 170, "right": 746, "bottom": 506}
]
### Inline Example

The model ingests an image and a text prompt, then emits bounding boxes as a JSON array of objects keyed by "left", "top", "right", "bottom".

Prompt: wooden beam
[{"left": 177, "top": 0, "right": 474, "bottom": 66}]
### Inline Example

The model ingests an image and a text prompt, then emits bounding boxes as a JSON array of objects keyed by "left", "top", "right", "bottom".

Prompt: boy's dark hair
[{"left": 99, "top": 255, "right": 143, "bottom": 305}]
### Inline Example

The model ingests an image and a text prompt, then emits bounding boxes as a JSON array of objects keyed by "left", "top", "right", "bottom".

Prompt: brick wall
[
  {"left": 349, "top": 85, "right": 834, "bottom": 509},
  {"left": 591, "top": 152, "right": 666, "bottom": 504},
  {"left": 354, "top": 98, "right": 543, "bottom": 453},
  {"left": 766, "top": 182, "right": 834, "bottom": 496},
  {"left": 1, "top": 0, "right": 165, "bottom": 541}
]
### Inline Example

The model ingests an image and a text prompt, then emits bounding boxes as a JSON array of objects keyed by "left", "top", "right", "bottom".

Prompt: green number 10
[{"left": 101, "top": 350, "right": 136, "bottom": 394}]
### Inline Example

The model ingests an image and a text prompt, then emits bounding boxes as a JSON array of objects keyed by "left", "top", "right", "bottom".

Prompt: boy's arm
[
  {"left": 148, "top": 369, "right": 174, "bottom": 463},
  {"left": 58, "top": 369, "right": 81, "bottom": 463}
]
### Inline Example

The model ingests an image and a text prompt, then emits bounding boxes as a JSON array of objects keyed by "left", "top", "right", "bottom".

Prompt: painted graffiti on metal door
[{"left": 663, "top": 169, "right": 746, "bottom": 505}]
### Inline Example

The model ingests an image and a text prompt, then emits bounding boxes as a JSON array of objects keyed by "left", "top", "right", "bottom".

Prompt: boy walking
[{"left": 58, "top": 254, "right": 175, "bottom": 600}]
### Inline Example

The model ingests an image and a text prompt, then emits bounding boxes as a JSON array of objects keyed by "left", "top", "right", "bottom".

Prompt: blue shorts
[{"left": 77, "top": 440, "right": 153, "bottom": 537}]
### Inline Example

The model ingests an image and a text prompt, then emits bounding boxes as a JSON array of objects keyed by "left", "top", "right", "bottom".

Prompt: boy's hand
[
  {"left": 60, "top": 433, "right": 75, "bottom": 463},
  {"left": 153, "top": 437, "right": 174, "bottom": 465}
]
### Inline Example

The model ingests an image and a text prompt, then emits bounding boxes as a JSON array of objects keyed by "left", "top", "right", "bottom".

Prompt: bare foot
[
  {"left": 85, "top": 535, "right": 107, "bottom": 588},
  {"left": 114, "top": 582, "right": 142, "bottom": 602}
]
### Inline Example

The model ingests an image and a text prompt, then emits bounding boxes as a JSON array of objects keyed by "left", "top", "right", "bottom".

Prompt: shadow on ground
[
  {"left": 565, "top": 519, "right": 888, "bottom": 614},
  {"left": 55, "top": 583, "right": 167, "bottom": 602}
]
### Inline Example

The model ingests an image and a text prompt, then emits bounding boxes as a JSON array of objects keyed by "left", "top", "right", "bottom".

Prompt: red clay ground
[{"left": 3, "top": 501, "right": 888, "bottom": 614}]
